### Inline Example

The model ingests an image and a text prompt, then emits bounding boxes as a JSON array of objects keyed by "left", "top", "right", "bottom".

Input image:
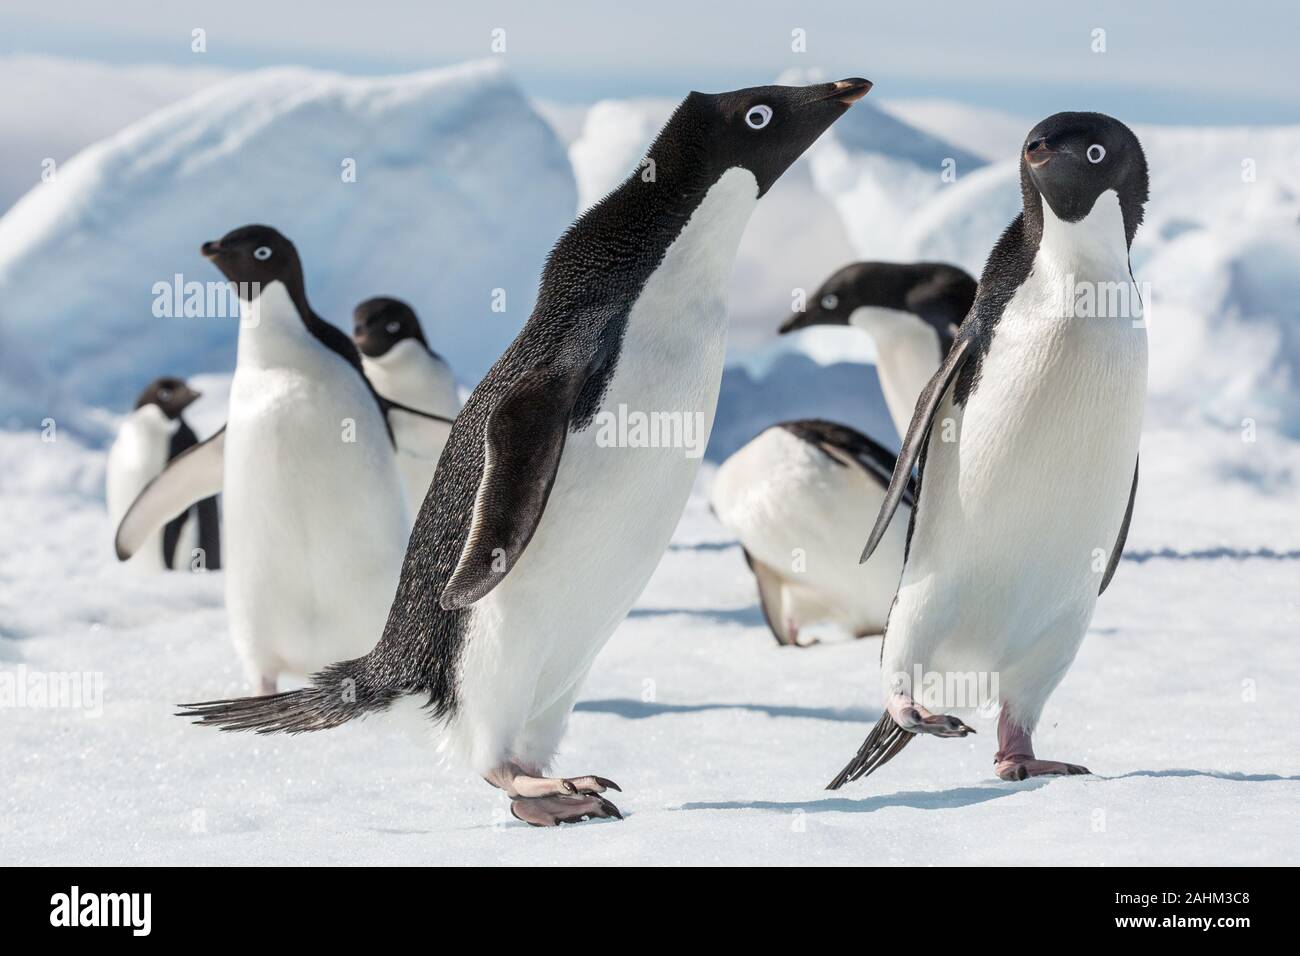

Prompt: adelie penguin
[
  {"left": 828, "top": 112, "right": 1148, "bottom": 789},
  {"left": 106, "top": 377, "right": 221, "bottom": 572},
  {"left": 115, "top": 226, "right": 452, "bottom": 693},
  {"left": 354, "top": 296, "right": 461, "bottom": 516},
  {"left": 780, "top": 261, "right": 975, "bottom": 439},
  {"left": 179, "top": 77, "right": 872, "bottom": 826},
  {"left": 711, "top": 264, "right": 974, "bottom": 645}
]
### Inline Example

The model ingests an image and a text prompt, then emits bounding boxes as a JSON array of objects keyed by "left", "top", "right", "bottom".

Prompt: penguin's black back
[{"left": 357, "top": 99, "right": 736, "bottom": 716}]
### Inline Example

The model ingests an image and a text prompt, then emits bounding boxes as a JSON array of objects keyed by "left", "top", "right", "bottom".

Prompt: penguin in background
[
  {"left": 830, "top": 112, "right": 1148, "bottom": 788},
  {"left": 710, "top": 263, "right": 975, "bottom": 646},
  {"left": 115, "top": 226, "right": 452, "bottom": 694},
  {"left": 779, "top": 261, "right": 975, "bottom": 440},
  {"left": 354, "top": 296, "right": 461, "bottom": 516},
  {"left": 179, "top": 77, "right": 873, "bottom": 826},
  {"left": 106, "top": 377, "right": 221, "bottom": 572}
]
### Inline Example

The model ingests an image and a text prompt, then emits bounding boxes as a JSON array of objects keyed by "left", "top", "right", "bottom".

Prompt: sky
[{"left": 1, "top": 0, "right": 1298, "bottom": 124}]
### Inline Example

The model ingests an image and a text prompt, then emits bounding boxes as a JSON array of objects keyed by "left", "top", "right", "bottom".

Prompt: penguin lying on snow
[
  {"left": 829, "top": 112, "right": 1147, "bottom": 788},
  {"left": 106, "top": 377, "right": 221, "bottom": 572},
  {"left": 711, "top": 264, "right": 974, "bottom": 645},
  {"left": 179, "top": 77, "right": 873, "bottom": 826},
  {"left": 115, "top": 226, "right": 453, "bottom": 694},
  {"left": 354, "top": 296, "right": 461, "bottom": 516}
]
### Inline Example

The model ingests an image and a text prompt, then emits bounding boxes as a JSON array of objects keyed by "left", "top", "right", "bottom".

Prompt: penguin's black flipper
[
  {"left": 826, "top": 711, "right": 915, "bottom": 789},
  {"left": 116, "top": 426, "right": 226, "bottom": 561},
  {"left": 859, "top": 334, "right": 972, "bottom": 564},
  {"left": 440, "top": 365, "right": 590, "bottom": 610},
  {"left": 1099, "top": 457, "right": 1138, "bottom": 595},
  {"left": 383, "top": 399, "right": 455, "bottom": 461},
  {"left": 161, "top": 420, "right": 199, "bottom": 569}
]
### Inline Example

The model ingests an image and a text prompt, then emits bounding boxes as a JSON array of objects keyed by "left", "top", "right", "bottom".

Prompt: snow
[
  {"left": 0, "top": 60, "right": 576, "bottom": 434},
  {"left": 2, "top": 426, "right": 1297, "bottom": 865},
  {"left": 2, "top": 59, "right": 1299, "bottom": 864}
]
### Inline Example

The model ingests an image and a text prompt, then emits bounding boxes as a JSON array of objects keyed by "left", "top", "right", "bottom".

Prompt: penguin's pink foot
[
  {"left": 886, "top": 692, "right": 975, "bottom": 738},
  {"left": 994, "top": 705, "right": 1089, "bottom": 781},
  {"left": 485, "top": 762, "right": 624, "bottom": 825},
  {"left": 509, "top": 773, "right": 621, "bottom": 798},
  {"left": 995, "top": 757, "right": 1090, "bottom": 781},
  {"left": 510, "top": 793, "right": 623, "bottom": 827}
]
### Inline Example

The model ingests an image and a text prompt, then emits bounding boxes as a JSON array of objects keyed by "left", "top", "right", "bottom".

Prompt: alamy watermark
[
  {"left": 0, "top": 665, "right": 104, "bottom": 717},
  {"left": 152, "top": 275, "right": 261, "bottom": 327},
  {"left": 1062, "top": 274, "right": 1151, "bottom": 327},
  {"left": 887, "top": 665, "right": 1000, "bottom": 715},
  {"left": 594, "top": 404, "right": 707, "bottom": 459}
]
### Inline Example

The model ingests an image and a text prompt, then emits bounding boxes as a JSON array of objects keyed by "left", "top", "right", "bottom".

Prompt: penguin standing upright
[
  {"left": 179, "top": 77, "right": 872, "bottom": 825},
  {"left": 106, "top": 377, "right": 221, "bottom": 571},
  {"left": 115, "top": 226, "right": 432, "bottom": 694},
  {"left": 711, "top": 263, "right": 974, "bottom": 645},
  {"left": 829, "top": 112, "right": 1148, "bottom": 788},
  {"left": 354, "top": 296, "right": 460, "bottom": 515}
]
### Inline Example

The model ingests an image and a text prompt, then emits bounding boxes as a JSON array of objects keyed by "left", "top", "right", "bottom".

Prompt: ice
[{"left": 0, "top": 60, "right": 576, "bottom": 436}]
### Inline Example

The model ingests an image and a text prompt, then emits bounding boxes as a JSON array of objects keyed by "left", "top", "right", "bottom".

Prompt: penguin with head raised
[
  {"left": 712, "top": 263, "right": 975, "bottom": 647},
  {"left": 106, "top": 376, "right": 221, "bottom": 572},
  {"left": 114, "top": 225, "right": 427, "bottom": 694},
  {"left": 354, "top": 296, "right": 460, "bottom": 516},
  {"left": 829, "top": 112, "right": 1148, "bottom": 788},
  {"left": 179, "top": 76, "right": 872, "bottom": 825}
]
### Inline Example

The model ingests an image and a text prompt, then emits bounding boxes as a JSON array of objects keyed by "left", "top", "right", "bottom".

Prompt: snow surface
[
  {"left": 0, "top": 60, "right": 576, "bottom": 434},
  {"left": 2, "top": 426, "right": 1297, "bottom": 865},
  {"left": 2, "top": 59, "right": 1299, "bottom": 864}
]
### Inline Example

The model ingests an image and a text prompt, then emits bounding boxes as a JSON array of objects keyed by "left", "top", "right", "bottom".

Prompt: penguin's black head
[
  {"left": 780, "top": 262, "right": 976, "bottom": 351},
  {"left": 134, "top": 376, "right": 200, "bottom": 419},
  {"left": 661, "top": 77, "right": 871, "bottom": 198},
  {"left": 201, "top": 224, "right": 302, "bottom": 299},
  {"left": 352, "top": 297, "right": 428, "bottom": 358},
  {"left": 780, "top": 262, "right": 867, "bottom": 333},
  {"left": 1021, "top": 112, "right": 1148, "bottom": 244}
]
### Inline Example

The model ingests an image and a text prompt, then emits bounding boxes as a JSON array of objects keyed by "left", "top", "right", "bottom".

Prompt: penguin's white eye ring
[
  {"left": 821, "top": 294, "right": 839, "bottom": 310},
  {"left": 385, "top": 321, "right": 402, "bottom": 334},
  {"left": 745, "top": 105, "right": 773, "bottom": 130},
  {"left": 1087, "top": 144, "right": 1106, "bottom": 164},
  {"left": 158, "top": 388, "right": 172, "bottom": 401},
  {"left": 253, "top": 246, "right": 273, "bottom": 261}
]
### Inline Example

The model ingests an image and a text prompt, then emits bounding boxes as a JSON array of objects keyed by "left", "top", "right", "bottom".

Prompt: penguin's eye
[
  {"left": 158, "top": 388, "right": 172, "bottom": 401},
  {"left": 385, "top": 321, "right": 402, "bottom": 334},
  {"left": 745, "top": 105, "right": 773, "bottom": 130},
  {"left": 253, "top": 246, "right": 273, "bottom": 261},
  {"left": 1087, "top": 144, "right": 1106, "bottom": 164},
  {"left": 820, "top": 294, "right": 839, "bottom": 310}
]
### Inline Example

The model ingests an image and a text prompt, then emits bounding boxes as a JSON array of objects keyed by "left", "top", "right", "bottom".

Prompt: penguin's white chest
[
  {"left": 851, "top": 306, "right": 944, "bottom": 440},
  {"left": 450, "top": 169, "right": 759, "bottom": 771},
  {"left": 105, "top": 406, "right": 175, "bottom": 570},
  {"left": 222, "top": 283, "right": 409, "bottom": 680},
  {"left": 890, "top": 194, "right": 1147, "bottom": 704}
]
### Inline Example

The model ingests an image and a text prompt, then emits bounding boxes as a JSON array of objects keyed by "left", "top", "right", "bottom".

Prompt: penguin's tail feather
[
  {"left": 826, "top": 711, "right": 916, "bottom": 789},
  {"left": 176, "top": 659, "right": 404, "bottom": 734}
]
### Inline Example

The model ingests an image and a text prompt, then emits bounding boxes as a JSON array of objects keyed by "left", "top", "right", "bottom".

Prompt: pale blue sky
[{"left": 2, "top": 0, "right": 1297, "bottom": 123}]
